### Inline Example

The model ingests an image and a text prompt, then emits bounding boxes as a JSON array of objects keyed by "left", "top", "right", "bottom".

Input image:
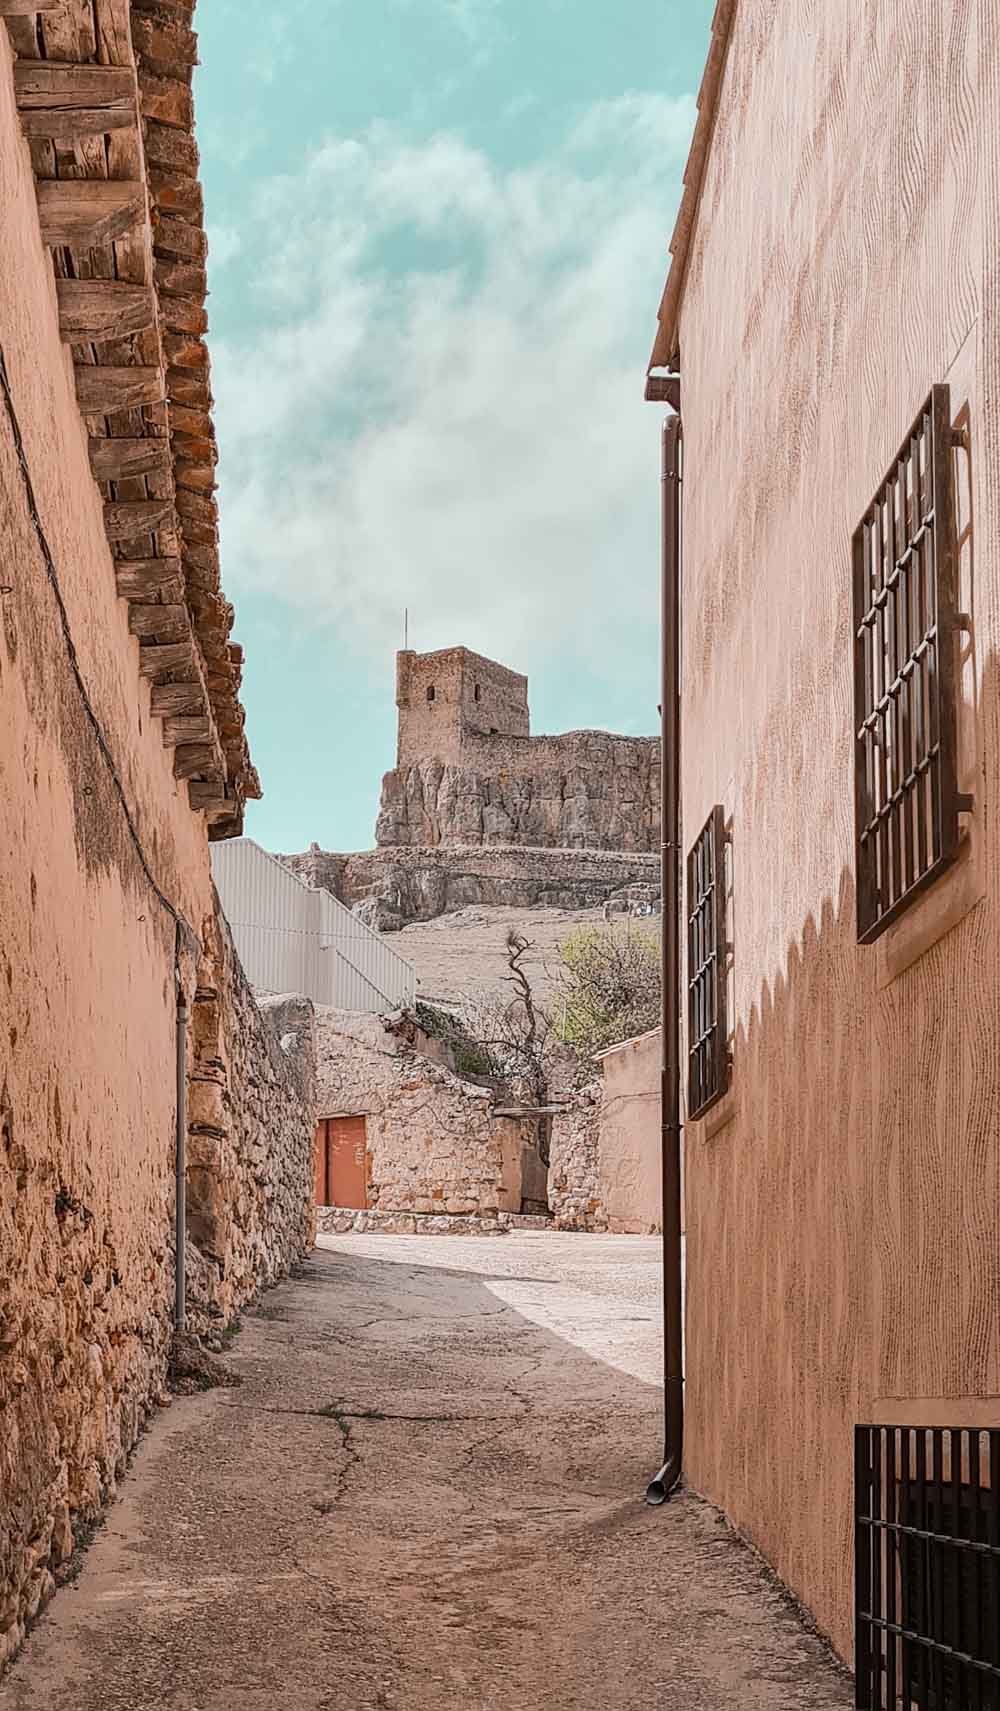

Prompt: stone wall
[
  {"left": 284, "top": 844, "right": 659, "bottom": 930},
  {"left": 315, "top": 1010, "right": 538, "bottom": 1220},
  {"left": 0, "top": 37, "right": 223, "bottom": 1665},
  {"left": 548, "top": 1086, "right": 604, "bottom": 1230},
  {"left": 396, "top": 647, "right": 529, "bottom": 768},
  {"left": 184, "top": 905, "right": 317, "bottom": 1332}
]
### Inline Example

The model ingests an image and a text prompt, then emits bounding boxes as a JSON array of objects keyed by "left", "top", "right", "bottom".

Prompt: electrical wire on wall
[{"left": 1, "top": 340, "right": 199, "bottom": 1328}]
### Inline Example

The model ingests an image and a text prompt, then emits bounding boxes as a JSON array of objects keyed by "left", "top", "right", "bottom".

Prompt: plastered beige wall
[
  {"left": 597, "top": 1031, "right": 661, "bottom": 1234},
  {"left": 0, "top": 55, "right": 217, "bottom": 1661},
  {"left": 677, "top": 0, "right": 1000, "bottom": 1661}
]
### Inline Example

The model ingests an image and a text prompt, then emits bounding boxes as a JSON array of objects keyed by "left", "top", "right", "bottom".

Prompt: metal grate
[
  {"left": 853, "top": 385, "right": 971, "bottom": 943},
  {"left": 856, "top": 1425, "right": 1000, "bottom": 1710},
  {"left": 686, "top": 804, "right": 728, "bottom": 1120}
]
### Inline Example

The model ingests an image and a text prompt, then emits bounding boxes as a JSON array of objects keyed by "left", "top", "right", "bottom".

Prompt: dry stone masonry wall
[{"left": 185, "top": 906, "right": 317, "bottom": 1332}]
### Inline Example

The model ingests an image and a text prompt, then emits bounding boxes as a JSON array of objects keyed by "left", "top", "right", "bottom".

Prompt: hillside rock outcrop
[{"left": 376, "top": 740, "right": 659, "bottom": 852}]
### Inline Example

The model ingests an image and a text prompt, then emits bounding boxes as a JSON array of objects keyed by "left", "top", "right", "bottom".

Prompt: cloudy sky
[{"left": 195, "top": 1, "right": 713, "bottom": 851}]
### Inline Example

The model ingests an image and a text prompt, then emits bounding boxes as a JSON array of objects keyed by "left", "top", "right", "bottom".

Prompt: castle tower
[{"left": 394, "top": 647, "right": 530, "bottom": 769}]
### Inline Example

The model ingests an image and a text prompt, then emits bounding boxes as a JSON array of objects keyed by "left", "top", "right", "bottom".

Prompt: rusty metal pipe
[
  {"left": 175, "top": 989, "right": 188, "bottom": 1332},
  {"left": 647, "top": 409, "right": 684, "bottom": 1506}
]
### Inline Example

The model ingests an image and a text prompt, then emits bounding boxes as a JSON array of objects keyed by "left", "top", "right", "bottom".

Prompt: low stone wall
[
  {"left": 285, "top": 843, "right": 659, "bottom": 928},
  {"left": 185, "top": 906, "right": 317, "bottom": 1331},
  {"left": 317, "top": 1208, "right": 552, "bottom": 1237},
  {"left": 315, "top": 1009, "right": 538, "bottom": 1218},
  {"left": 548, "top": 1085, "right": 606, "bottom": 1230}
]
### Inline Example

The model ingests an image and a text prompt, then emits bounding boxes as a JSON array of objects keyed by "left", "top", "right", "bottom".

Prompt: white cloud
[
  {"left": 211, "top": 94, "right": 694, "bottom": 684},
  {"left": 207, "top": 224, "right": 242, "bottom": 268}
]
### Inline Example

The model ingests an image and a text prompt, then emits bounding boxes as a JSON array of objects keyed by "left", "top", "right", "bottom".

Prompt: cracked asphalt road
[{"left": 2, "top": 1234, "right": 852, "bottom": 1710}]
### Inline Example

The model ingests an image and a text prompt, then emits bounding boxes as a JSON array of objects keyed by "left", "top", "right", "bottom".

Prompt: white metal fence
[{"left": 211, "top": 838, "right": 415, "bottom": 1014}]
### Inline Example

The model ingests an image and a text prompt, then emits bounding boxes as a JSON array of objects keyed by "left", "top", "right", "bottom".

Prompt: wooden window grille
[
  {"left": 686, "top": 805, "right": 728, "bottom": 1120},
  {"left": 853, "top": 384, "right": 971, "bottom": 943},
  {"left": 856, "top": 1425, "right": 1000, "bottom": 1710}
]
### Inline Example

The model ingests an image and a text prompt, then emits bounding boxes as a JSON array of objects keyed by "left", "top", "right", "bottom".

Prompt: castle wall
[
  {"left": 387, "top": 648, "right": 659, "bottom": 853},
  {"left": 395, "top": 647, "right": 529, "bottom": 768}
]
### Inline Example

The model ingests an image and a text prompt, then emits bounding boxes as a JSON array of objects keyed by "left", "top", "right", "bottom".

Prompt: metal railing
[
  {"left": 855, "top": 1424, "right": 1000, "bottom": 1709},
  {"left": 686, "top": 803, "right": 728, "bottom": 1120},
  {"left": 852, "top": 385, "right": 971, "bottom": 943}
]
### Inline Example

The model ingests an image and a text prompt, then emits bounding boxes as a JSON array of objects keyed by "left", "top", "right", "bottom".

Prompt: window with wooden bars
[
  {"left": 686, "top": 805, "right": 728, "bottom": 1120},
  {"left": 853, "top": 384, "right": 972, "bottom": 943}
]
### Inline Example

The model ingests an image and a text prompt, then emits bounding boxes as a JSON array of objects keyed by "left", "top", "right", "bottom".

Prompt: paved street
[{"left": 2, "top": 1235, "right": 852, "bottom": 1710}]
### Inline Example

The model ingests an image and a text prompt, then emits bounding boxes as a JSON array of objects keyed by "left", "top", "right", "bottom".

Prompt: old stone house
[
  {"left": 0, "top": 1, "right": 314, "bottom": 1673},
  {"left": 313, "top": 1009, "right": 547, "bottom": 1232},
  {"left": 650, "top": 0, "right": 1000, "bottom": 1681}
]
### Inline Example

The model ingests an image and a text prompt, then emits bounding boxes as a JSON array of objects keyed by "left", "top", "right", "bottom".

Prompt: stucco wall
[
  {"left": 595, "top": 1030, "right": 661, "bottom": 1235},
  {"left": 548, "top": 1034, "right": 662, "bottom": 1233},
  {"left": 0, "top": 49, "right": 220, "bottom": 1667},
  {"left": 676, "top": 0, "right": 1000, "bottom": 1661},
  {"left": 314, "top": 1010, "right": 535, "bottom": 1218}
]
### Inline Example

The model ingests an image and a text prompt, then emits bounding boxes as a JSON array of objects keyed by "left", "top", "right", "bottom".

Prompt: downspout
[
  {"left": 175, "top": 983, "right": 189, "bottom": 1332},
  {"left": 646, "top": 409, "right": 684, "bottom": 1505}
]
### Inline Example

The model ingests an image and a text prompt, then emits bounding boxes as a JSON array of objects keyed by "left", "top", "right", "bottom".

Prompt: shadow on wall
[{"left": 685, "top": 650, "right": 998, "bottom": 1665}]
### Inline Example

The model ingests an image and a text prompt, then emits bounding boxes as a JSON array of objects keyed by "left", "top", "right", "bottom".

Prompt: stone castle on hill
[{"left": 284, "top": 647, "right": 661, "bottom": 928}]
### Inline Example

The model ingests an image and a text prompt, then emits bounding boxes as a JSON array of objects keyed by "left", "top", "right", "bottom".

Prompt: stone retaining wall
[{"left": 185, "top": 907, "right": 317, "bottom": 1331}]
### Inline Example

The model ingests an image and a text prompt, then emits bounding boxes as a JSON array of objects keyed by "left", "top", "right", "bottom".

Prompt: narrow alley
[{"left": 2, "top": 1235, "right": 851, "bottom": 1711}]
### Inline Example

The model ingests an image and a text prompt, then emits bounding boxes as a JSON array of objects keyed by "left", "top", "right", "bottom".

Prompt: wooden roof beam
[
  {"left": 104, "top": 497, "right": 175, "bottom": 541},
  {"left": 90, "top": 437, "right": 171, "bottom": 481},
  {"left": 0, "top": 1, "right": 62, "bottom": 14},
  {"left": 174, "top": 743, "right": 223, "bottom": 782},
  {"left": 75, "top": 366, "right": 164, "bottom": 412},
  {"left": 58, "top": 280, "right": 157, "bottom": 344},
  {"left": 127, "top": 603, "right": 188, "bottom": 641},
  {"left": 138, "top": 638, "right": 196, "bottom": 679},
  {"left": 150, "top": 680, "right": 208, "bottom": 719},
  {"left": 162, "top": 713, "right": 213, "bottom": 747},
  {"left": 37, "top": 181, "right": 145, "bottom": 248},
  {"left": 14, "top": 62, "right": 137, "bottom": 135},
  {"left": 115, "top": 558, "right": 184, "bottom": 601}
]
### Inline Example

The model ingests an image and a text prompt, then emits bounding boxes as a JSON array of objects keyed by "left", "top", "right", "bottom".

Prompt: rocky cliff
[
  {"left": 282, "top": 843, "right": 659, "bottom": 931},
  {"left": 376, "top": 734, "right": 660, "bottom": 853}
]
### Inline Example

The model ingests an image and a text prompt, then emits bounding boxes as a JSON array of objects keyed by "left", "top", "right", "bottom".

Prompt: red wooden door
[{"left": 324, "top": 1116, "right": 367, "bottom": 1209}]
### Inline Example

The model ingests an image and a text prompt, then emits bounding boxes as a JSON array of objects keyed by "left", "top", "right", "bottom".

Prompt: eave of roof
[
  {"left": 647, "top": 0, "right": 738, "bottom": 377},
  {"left": 2, "top": 0, "right": 259, "bottom": 840}
]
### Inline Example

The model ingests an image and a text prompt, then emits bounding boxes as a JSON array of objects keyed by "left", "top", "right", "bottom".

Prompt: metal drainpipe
[
  {"left": 646, "top": 410, "right": 684, "bottom": 1505},
  {"left": 175, "top": 988, "right": 189, "bottom": 1333}
]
